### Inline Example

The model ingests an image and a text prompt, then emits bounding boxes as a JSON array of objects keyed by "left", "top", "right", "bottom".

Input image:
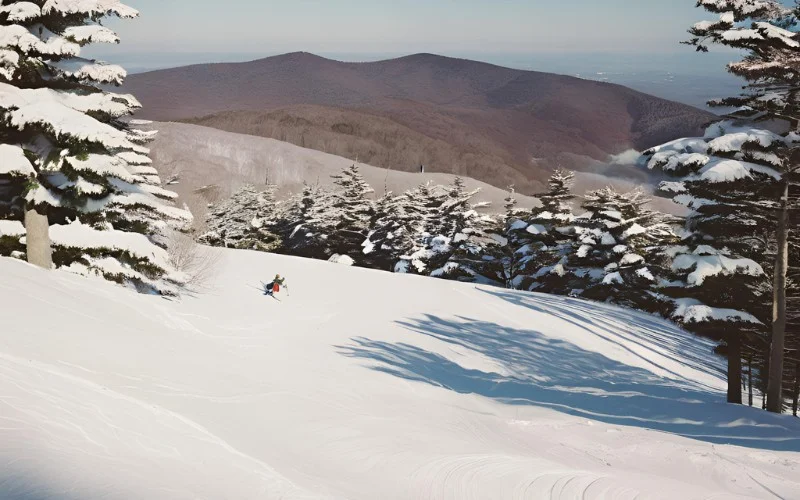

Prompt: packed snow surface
[{"left": 1, "top": 249, "right": 799, "bottom": 499}]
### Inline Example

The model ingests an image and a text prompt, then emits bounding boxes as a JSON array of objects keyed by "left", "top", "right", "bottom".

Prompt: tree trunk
[
  {"left": 728, "top": 333, "right": 743, "bottom": 404},
  {"left": 767, "top": 182, "right": 790, "bottom": 414},
  {"left": 793, "top": 362, "right": 799, "bottom": 418},
  {"left": 747, "top": 355, "right": 753, "bottom": 407},
  {"left": 24, "top": 202, "right": 52, "bottom": 269}
]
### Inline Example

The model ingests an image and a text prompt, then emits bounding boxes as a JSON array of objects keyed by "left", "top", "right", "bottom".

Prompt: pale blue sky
[{"left": 97, "top": 0, "right": 709, "bottom": 55}]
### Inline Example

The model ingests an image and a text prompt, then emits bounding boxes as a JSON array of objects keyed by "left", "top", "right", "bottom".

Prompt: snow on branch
[
  {"left": 25, "top": 183, "right": 63, "bottom": 207},
  {"left": 0, "top": 143, "right": 35, "bottom": 176},
  {"left": 0, "top": 83, "right": 139, "bottom": 117},
  {"left": 0, "top": 24, "right": 79, "bottom": 56},
  {"left": 0, "top": 2, "right": 41, "bottom": 22},
  {"left": 46, "top": 58, "right": 127, "bottom": 85},
  {"left": 0, "top": 83, "right": 138, "bottom": 150},
  {"left": 85, "top": 192, "right": 192, "bottom": 222},
  {"left": 673, "top": 298, "right": 761, "bottom": 325},
  {"left": 0, "top": 48, "right": 19, "bottom": 78},
  {"left": 55, "top": 176, "right": 105, "bottom": 195},
  {"left": 64, "top": 154, "right": 135, "bottom": 183},
  {"left": 707, "top": 127, "right": 785, "bottom": 153},
  {"left": 697, "top": 0, "right": 789, "bottom": 20},
  {"left": 126, "top": 128, "right": 157, "bottom": 144},
  {"left": 695, "top": 158, "right": 781, "bottom": 183},
  {"left": 644, "top": 121, "right": 790, "bottom": 182},
  {"left": 0, "top": 220, "right": 25, "bottom": 237},
  {"left": 118, "top": 151, "right": 151, "bottom": 165},
  {"left": 42, "top": 0, "right": 139, "bottom": 19},
  {"left": 108, "top": 177, "right": 179, "bottom": 201},
  {"left": 63, "top": 25, "right": 119, "bottom": 44},
  {"left": 50, "top": 220, "right": 168, "bottom": 269},
  {"left": 672, "top": 253, "right": 764, "bottom": 286}
]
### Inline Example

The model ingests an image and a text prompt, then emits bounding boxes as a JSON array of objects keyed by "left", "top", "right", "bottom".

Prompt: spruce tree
[
  {"left": 362, "top": 190, "right": 423, "bottom": 272},
  {"left": 569, "top": 187, "right": 677, "bottom": 312},
  {"left": 642, "top": 124, "right": 782, "bottom": 404},
  {"left": 540, "top": 169, "right": 576, "bottom": 215},
  {"left": 507, "top": 169, "right": 577, "bottom": 293},
  {"left": 282, "top": 182, "right": 338, "bottom": 260},
  {"left": 0, "top": 1, "right": 189, "bottom": 292},
  {"left": 200, "top": 183, "right": 280, "bottom": 251},
  {"left": 329, "top": 164, "right": 374, "bottom": 259},
  {"left": 668, "top": 0, "right": 800, "bottom": 409},
  {"left": 412, "top": 177, "right": 482, "bottom": 279},
  {"left": 495, "top": 186, "right": 525, "bottom": 287},
  {"left": 456, "top": 209, "right": 510, "bottom": 285},
  {"left": 396, "top": 182, "right": 447, "bottom": 274}
]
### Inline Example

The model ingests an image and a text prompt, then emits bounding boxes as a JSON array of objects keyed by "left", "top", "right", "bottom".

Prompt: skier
[{"left": 265, "top": 274, "right": 286, "bottom": 296}]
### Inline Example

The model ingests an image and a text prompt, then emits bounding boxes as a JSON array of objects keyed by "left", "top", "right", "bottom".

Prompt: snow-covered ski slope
[{"left": 1, "top": 250, "right": 799, "bottom": 499}]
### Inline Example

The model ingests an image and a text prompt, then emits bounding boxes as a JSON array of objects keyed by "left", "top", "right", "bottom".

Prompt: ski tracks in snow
[
  {"left": 0, "top": 351, "right": 330, "bottom": 500},
  {"left": 408, "top": 454, "right": 644, "bottom": 500}
]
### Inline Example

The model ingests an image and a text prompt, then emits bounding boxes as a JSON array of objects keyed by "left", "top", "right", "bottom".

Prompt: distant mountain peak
[
  {"left": 263, "top": 51, "right": 328, "bottom": 63},
  {"left": 402, "top": 52, "right": 445, "bottom": 60}
]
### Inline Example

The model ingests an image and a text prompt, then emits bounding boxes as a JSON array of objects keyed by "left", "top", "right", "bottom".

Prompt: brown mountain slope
[{"left": 124, "top": 52, "right": 716, "bottom": 193}]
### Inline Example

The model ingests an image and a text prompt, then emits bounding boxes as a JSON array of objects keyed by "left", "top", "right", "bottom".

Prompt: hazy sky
[{"left": 97, "top": 0, "right": 709, "bottom": 56}]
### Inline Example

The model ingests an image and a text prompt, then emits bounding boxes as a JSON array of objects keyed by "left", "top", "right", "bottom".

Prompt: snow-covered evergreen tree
[
  {"left": 684, "top": 0, "right": 800, "bottom": 410},
  {"left": 641, "top": 123, "right": 787, "bottom": 403},
  {"left": 435, "top": 178, "right": 475, "bottom": 236},
  {"left": 426, "top": 178, "right": 480, "bottom": 277},
  {"left": 329, "top": 164, "right": 374, "bottom": 259},
  {"left": 569, "top": 187, "right": 677, "bottom": 312},
  {"left": 540, "top": 169, "right": 576, "bottom": 215},
  {"left": 395, "top": 182, "right": 447, "bottom": 274},
  {"left": 0, "top": 0, "right": 190, "bottom": 293},
  {"left": 398, "top": 178, "right": 494, "bottom": 281},
  {"left": 362, "top": 190, "right": 423, "bottom": 272},
  {"left": 398, "top": 178, "right": 503, "bottom": 284},
  {"left": 490, "top": 186, "right": 525, "bottom": 287},
  {"left": 200, "top": 183, "right": 280, "bottom": 251},
  {"left": 452, "top": 209, "right": 510, "bottom": 285},
  {"left": 507, "top": 169, "right": 576, "bottom": 292},
  {"left": 281, "top": 182, "right": 338, "bottom": 260},
  {"left": 437, "top": 211, "right": 505, "bottom": 284}
]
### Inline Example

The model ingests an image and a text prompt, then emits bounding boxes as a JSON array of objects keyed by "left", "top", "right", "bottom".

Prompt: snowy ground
[{"left": 1, "top": 250, "right": 799, "bottom": 499}]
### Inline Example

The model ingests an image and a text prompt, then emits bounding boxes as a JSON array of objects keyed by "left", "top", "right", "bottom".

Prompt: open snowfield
[{"left": 2, "top": 250, "right": 800, "bottom": 499}]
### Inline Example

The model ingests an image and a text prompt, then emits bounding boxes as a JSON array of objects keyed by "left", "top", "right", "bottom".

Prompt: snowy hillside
[
  {"left": 145, "top": 122, "right": 539, "bottom": 217},
  {"left": 145, "top": 122, "right": 684, "bottom": 220},
  {"left": 1, "top": 250, "right": 799, "bottom": 499}
]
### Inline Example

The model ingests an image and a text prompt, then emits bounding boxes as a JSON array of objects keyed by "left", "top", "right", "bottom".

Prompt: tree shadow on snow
[
  {"left": 338, "top": 297, "right": 800, "bottom": 452},
  {"left": 480, "top": 288, "right": 726, "bottom": 388}
]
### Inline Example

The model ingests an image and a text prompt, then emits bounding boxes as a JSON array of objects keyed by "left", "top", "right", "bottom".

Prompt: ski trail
[{"left": 3, "top": 253, "right": 799, "bottom": 499}]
